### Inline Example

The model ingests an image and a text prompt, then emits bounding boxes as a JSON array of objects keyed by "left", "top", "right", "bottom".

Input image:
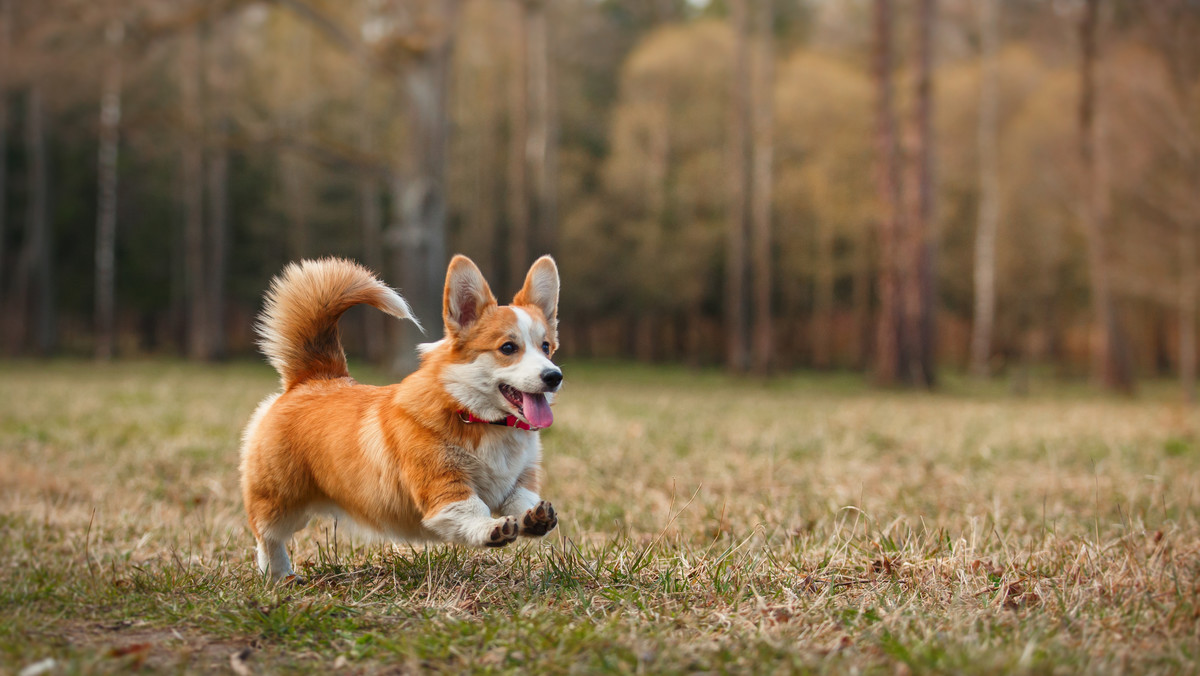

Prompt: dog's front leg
[
  {"left": 499, "top": 471, "right": 558, "bottom": 538},
  {"left": 422, "top": 494, "right": 519, "bottom": 548}
]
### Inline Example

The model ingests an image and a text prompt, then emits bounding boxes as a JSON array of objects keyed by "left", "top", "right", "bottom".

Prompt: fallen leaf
[
  {"left": 107, "top": 643, "right": 151, "bottom": 669},
  {"left": 872, "top": 556, "right": 894, "bottom": 576}
]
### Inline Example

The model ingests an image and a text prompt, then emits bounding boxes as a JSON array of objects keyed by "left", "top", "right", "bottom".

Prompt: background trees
[
  {"left": 969, "top": 0, "right": 999, "bottom": 379},
  {"left": 1, "top": 0, "right": 1199, "bottom": 396}
]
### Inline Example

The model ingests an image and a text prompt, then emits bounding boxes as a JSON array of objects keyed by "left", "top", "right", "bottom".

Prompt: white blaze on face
[
  {"left": 496, "top": 308, "right": 556, "bottom": 394},
  {"left": 440, "top": 306, "right": 560, "bottom": 425}
]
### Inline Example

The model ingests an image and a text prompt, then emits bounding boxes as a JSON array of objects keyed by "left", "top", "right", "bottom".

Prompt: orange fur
[
  {"left": 255, "top": 258, "right": 420, "bottom": 390},
  {"left": 240, "top": 255, "right": 561, "bottom": 578}
]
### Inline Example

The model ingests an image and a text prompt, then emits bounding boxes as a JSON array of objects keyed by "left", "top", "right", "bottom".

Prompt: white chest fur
[{"left": 459, "top": 430, "right": 541, "bottom": 511}]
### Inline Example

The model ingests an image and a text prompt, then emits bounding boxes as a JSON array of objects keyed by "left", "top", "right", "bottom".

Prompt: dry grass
[{"left": 1, "top": 360, "right": 1198, "bottom": 674}]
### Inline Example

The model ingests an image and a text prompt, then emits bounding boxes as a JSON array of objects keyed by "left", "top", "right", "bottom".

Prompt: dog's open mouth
[{"left": 499, "top": 383, "right": 554, "bottom": 428}]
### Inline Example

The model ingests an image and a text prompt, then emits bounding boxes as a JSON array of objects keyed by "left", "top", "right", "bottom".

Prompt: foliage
[{"left": 1, "top": 1, "right": 1199, "bottom": 378}]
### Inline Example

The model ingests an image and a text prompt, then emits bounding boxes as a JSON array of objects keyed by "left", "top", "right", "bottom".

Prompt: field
[{"left": 1, "top": 360, "right": 1198, "bottom": 674}]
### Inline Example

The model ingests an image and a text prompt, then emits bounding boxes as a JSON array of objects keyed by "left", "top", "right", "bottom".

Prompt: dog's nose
[{"left": 541, "top": 369, "right": 563, "bottom": 389}]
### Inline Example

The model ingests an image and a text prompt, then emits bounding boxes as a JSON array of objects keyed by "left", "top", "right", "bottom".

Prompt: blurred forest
[{"left": 1, "top": 0, "right": 1199, "bottom": 394}]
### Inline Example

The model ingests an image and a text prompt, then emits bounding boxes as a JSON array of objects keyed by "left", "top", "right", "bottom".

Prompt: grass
[{"left": 1, "top": 359, "right": 1198, "bottom": 674}]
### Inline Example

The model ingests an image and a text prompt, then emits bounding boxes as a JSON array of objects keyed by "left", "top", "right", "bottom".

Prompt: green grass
[{"left": 1, "top": 359, "right": 1198, "bottom": 673}]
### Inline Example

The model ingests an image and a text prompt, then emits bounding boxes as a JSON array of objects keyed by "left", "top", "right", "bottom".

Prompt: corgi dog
[{"left": 239, "top": 255, "right": 562, "bottom": 580}]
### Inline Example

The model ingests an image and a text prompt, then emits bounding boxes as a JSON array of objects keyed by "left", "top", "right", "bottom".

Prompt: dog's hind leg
[
  {"left": 256, "top": 535, "right": 293, "bottom": 579},
  {"left": 247, "top": 501, "right": 309, "bottom": 581}
]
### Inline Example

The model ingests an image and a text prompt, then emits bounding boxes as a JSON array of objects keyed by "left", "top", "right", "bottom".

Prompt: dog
[{"left": 239, "top": 254, "right": 562, "bottom": 580}]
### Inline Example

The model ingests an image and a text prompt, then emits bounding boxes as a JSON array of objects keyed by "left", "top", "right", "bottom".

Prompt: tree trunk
[
  {"left": 358, "top": 162, "right": 385, "bottom": 361},
  {"left": 749, "top": 0, "right": 774, "bottom": 375},
  {"left": 813, "top": 217, "right": 835, "bottom": 369},
  {"left": 0, "top": 0, "right": 10, "bottom": 326},
  {"left": 904, "top": 0, "right": 937, "bottom": 388},
  {"left": 94, "top": 20, "right": 124, "bottom": 360},
  {"left": 969, "top": 0, "right": 999, "bottom": 378},
  {"left": 1181, "top": 223, "right": 1197, "bottom": 403},
  {"left": 206, "top": 22, "right": 231, "bottom": 359},
  {"left": 389, "top": 0, "right": 459, "bottom": 374},
  {"left": 180, "top": 25, "right": 209, "bottom": 360},
  {"left": 506, "top": 0, "right": 529, "bottom": 292},
  {"left": 1146, "top": 1, "right": 1199, "bottom": 402},
  {"left": 469, "top": 9, "right": 499, "bottom": 281},
  {"left": 95, "top": 20, "right": 124, "bottom": 360},
  {"left": 526, "top": 0, "right": 556, "bottom": 257},
  {"left": 357, "top": 7, "right": 385, "bottom": 363},
  {"left": 283, "top": 25, "right": 312, "bottom": 262},
  {"left": 1079, "top": 0, "right": 1133, "bottom": 393},
  {"left": 853, "top": 222, "right": 873, "bottom": 369},
  {"left": 872, "top": 0, "right": 903, "bottom": 385},
  {"left": 27, "top": 86, "right": 54, "bottom": 355},
  {"left": 206, "top": 134, "right": 228, "bottom": 358},
  {"left": 168, "top": 158, "right": 186, "bottom": 352},
  {"left": 726, "top": 0, "right": 751, "bottom": 373},
  {"left": 685, "top": 305, "right": 703, "bottom": 367}
]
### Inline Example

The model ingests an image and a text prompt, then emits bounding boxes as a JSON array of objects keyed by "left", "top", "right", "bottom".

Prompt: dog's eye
[
  {"left": 542, "top": 341, "right": 550, "bottom": 355},
  {"left": 499, "top": 342, "right": 518, "bottom": 356}
]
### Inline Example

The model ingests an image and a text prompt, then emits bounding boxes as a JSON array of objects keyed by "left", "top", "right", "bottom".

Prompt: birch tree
[
  {"left": 872, "top": 0, "right": 903, "bottom": 385},
  {"left": 904, "top": 0, "right": 937, "bottom": 387},
  {"left": 358, "top": 0, "right": 385, "bottom": 363},
  {"left": 749, "top": 0, "right": 774, "bottom": 375},
  {"left": 388, "top": 0, "right": 460, "bottom": 373},
  {"left": 526, "top": 0, "right": 555, "bottom": 258},
  {"left": 726, "top": 0, "right": 751, "bottom": 373},
  {"left": 288, "top": 26, "right": 314, "bottom": 262},
  {"left": 1143, "top": 1, "right": 1200, "bottom": 401},
  {"left": 1079, "top": 0, "right": 1133, "bottom": 392},
  {"left": 179, "top": 23, "right": 210, "bottom": 360},
  {"left": 94, "top": 18, "right": 124, "bottom": 360},
  {"left": 504, "top": 0, "right": 556, "bottom": 291},
  {"left": 969, "top": 0, "right": 999, "bottom": 377},
  {"left": 206, "top": 18, "right": 233, "bottom": 358},
  {"left": 506, "top": 0, "right": 529, "bottom": 292}
]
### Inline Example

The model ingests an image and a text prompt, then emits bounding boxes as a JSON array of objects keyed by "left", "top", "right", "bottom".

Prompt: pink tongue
[{"left": 521, "top": 391, "right": 554, "bottom": 429}]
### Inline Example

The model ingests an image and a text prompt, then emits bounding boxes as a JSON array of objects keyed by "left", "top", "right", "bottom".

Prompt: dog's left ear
[
  {"left": 513, "top": 256, "right": 559, "bottom": 327},
  {"left": 444, "top": 255, "right": 497, "bottom": 337}
]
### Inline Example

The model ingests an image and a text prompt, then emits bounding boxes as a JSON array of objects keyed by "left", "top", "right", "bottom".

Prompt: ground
[{"left": 1, "top": 360, "right": 1198, "bottom": 674}]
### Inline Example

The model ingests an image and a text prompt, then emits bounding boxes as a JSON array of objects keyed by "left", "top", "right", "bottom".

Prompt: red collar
[{"left": 457, "top": 411, "right": 539, "bottom": 431}]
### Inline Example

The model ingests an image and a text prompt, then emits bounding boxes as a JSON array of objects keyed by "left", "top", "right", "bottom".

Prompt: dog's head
[{"left": 426, "top": 255, "right": 562, "bottom": 429}]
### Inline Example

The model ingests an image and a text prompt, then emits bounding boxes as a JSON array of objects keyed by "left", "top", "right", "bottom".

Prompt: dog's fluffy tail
[{"left": 256, "top": 258, "right": 421, "bottom": 390}]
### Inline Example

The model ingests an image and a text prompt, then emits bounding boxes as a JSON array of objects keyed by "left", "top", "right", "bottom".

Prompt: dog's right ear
[{"left": 443, "top": 255, "right": 496, "bottom": 337}]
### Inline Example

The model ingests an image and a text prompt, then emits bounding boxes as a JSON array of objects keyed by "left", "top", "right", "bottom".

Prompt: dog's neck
[{"left": 457, "top": 410, "right": 539, "bottom": 431}]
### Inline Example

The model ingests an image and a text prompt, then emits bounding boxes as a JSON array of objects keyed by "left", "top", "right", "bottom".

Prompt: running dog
[{"left": 239, "top": 255, "right": 562, "bottom": 579}]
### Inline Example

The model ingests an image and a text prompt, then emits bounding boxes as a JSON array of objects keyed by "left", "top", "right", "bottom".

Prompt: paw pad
[
  {"left": 484, "top": 516, "right": 519, "bottom": 548},
  {"left": 520, "top": 501, "right": 558, "bottom": 537}
]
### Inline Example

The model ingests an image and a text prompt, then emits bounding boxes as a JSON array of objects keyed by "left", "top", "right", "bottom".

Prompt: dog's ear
[
  {"left": 443, "top": 255, "right": 496, "bottom": 336},
  {"left": 513, "top": 256, "right": 559, "bottom": 328}
]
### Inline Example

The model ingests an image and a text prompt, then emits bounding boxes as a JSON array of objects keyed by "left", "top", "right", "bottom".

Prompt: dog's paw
[
  {"left": 484, "top": 516, "right": 519, "bottom": 547},
  {"left": 519, "top": 501, "right": 558, "bottom": 537}
]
